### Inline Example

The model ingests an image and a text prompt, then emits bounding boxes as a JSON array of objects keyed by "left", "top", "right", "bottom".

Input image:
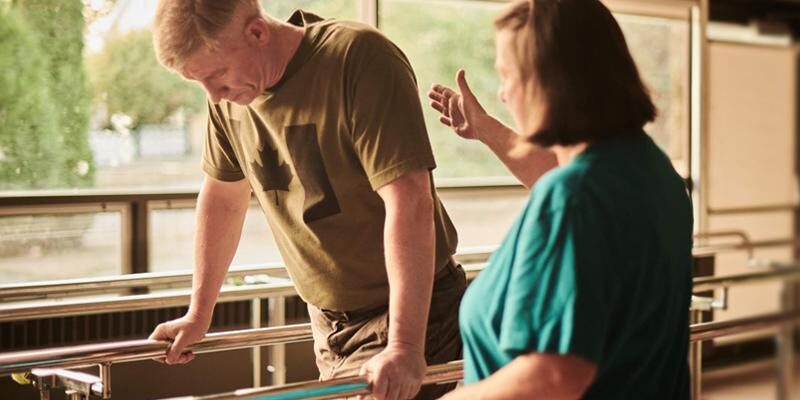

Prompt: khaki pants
[{"left": 308, "top": 261, "right": 467, "bottom": 399}]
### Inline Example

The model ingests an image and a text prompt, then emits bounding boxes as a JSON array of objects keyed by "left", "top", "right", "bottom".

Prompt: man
[{"left": 147, "top": 2, "right": 464, "bottom": 400}]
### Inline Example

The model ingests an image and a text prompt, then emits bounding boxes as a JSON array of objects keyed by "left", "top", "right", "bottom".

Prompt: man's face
[{"left": 179, "top": 32, "right": 268, "bottom": 106}]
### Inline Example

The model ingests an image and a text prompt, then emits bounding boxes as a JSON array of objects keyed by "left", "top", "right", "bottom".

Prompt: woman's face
[{"left": 494, "top": 30, "right": 544, "bottom": 135}]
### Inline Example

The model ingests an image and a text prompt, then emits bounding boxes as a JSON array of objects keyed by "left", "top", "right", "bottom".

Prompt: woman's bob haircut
[{"left": 495, "top": 0, "right": 657, "bottom": 146}]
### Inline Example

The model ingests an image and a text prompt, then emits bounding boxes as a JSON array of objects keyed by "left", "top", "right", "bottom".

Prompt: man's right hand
[
  {"left": 148, "top": 313, "right": 211, "bottom": 364},
  {"left": 427, "top": 69, "right": 491, "bottom": 141}
]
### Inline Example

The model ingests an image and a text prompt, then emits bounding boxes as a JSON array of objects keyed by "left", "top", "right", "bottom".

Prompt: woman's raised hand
[{"left": 427, "top": 69, "right": 489, "bottom": 141}]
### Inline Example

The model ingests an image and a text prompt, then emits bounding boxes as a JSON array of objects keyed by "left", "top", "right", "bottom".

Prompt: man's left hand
[{"left": 359, "top": 344, "right": 427, "bottom": 400}]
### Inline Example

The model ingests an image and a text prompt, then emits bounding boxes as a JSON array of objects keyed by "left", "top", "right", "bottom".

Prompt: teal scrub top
[{"left": 460, "top": 132, "right": 693, "bottom": 399}]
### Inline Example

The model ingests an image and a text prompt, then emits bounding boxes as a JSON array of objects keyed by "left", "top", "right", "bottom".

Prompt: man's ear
[{"left": 243, "top": 18, "right": 270, "bottom": 47}]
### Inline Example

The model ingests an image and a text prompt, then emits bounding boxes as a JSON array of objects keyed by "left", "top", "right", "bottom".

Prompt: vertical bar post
[
  {"left": 689, "top": 309, "right": 704, "bottom": 400},
  {"left": 99, "top": 362, "right": 112, "bottom": 399},
  {"left": 38, "top": 385, "right": 50, "bottom": 400},
  {"left": 251, "top": 298, "right": 262, "bottom": 388},
  {"left": 268, "top": 296, "right": 287, "bottom": 386},
  {"left": 776, "top": 281, "right": 796, "bottom": 400}
]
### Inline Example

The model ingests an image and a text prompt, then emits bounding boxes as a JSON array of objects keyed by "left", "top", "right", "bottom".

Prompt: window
[{"left": 381, "top": 0, "right": 513, "bottom": 179}]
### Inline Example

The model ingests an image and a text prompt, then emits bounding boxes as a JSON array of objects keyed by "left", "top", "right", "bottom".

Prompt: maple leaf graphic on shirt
[{"left": 250, "top": 147, "right": 292, "bottom": 206}]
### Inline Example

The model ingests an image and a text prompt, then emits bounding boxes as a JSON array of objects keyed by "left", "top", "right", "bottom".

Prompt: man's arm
[
  {"left": 149, "top": 175, "right": 251, "bottom": 364},
  {"left": 360, "top": 169, "right": 435, "bottom": 400},
  {"left": 441, "top": 353, "right": 597, "bottom": 400}
]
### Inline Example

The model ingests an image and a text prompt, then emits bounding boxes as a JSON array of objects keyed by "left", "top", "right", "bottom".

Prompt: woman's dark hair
[{"left": 495, "top": 0, "right": 657, "bottom": 146}]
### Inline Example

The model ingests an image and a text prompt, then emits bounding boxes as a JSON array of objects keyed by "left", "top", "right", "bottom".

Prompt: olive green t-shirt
[{"left": 202, "top": 11, "right": 458, "bottom": 311}]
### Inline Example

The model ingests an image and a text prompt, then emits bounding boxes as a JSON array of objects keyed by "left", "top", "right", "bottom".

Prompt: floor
[{"left": 703, "top": 358, "right": 800, "bottom": 399}]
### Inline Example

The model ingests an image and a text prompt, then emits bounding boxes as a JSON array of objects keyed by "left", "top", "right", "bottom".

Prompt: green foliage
[
  {"left": 14, "top": 0, "right": 95, "bottom": 188},
  {"left": 86, "top": 29, "right": 205, "bottom": 129},
  {"left": 261, "top": 0, "right": 358, "bottom": 21},
  {"left": 0, "top": 9, "right": 62, "bottom": 189},
  {"left": 382, "top": 2, "right": 512, "bottom": 178}
]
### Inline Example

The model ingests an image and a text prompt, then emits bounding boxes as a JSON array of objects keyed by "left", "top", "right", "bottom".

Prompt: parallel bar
[
  {"left": 692, "top": 265, "right": 800, "bottom": 292},
  {"left": 0, "top": 249, "right": 495, "bottom": 300},
  {"left": 163, "top": 362, "right": 464, "bottom": 400},
  {"left": 689, "top": 311, "right": 800, "bottom": 342},
  {"left": 3, "top": 309, "right": 798, "bottom": 386},
  {"left": 165, "top": 310, "right": 800, "bottom": 400},
  {"left": 0, "top": 264, "right": 288, "bottom": 300},
  {"left": 0, "top": 324, "right": 313, "bottom": 375},
  {"left": 4, "top": 259, "right": 795, "bottom": 323},
  {"left": 0, "top": 282, "right": 298, "bottom": 322}
]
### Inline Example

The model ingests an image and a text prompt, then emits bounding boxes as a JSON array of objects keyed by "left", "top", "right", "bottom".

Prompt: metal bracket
[
  {"left": 31, "top": 367, "right": 105, "bottom": 400},
  {"left": 691, "top": 291, "right": 728, "bottom": 311}
]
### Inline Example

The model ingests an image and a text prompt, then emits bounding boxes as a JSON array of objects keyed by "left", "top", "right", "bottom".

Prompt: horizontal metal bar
[
  {"left": 692, "top": 263, "right": 800, "bottom": 292},
  {"left": 0, "top": 248, "right": 496, "bottom": 301},
  {"left": 0, "top": 264, "right": 289, "bottom": 301},
  {"left": 690, "top": 311, "right": 800, "bottom": 342},
  {"left": 0, "top": 282, "right": 298, "bottom": 322},
  {"left": 707, "top": 203, "right": 798, "bottom": 215},
  {"left": 0, "top": 241, "right": 772, "bottom": 301},
  {"left": 0, "top": 324, "right": 313, "bottom": 376},
  {"left": 3, "top": 256, "right": 797, "bottom": 323},
  {"left": 2, "top": 306, "right": 796, "bottom": 383},
  {"left": 164, "top": 361, "right": 464, "bottom": 400},
  {"left": 167, "top": 312, "right": 800, "bottom": 400}
]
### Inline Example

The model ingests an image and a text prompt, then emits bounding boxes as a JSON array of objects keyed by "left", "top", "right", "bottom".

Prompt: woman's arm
[
  {"left": 427, "top": 70, "right": 557, "bottom": 189},
  {"left": 442, "top": 353, "right": 597, "bottom": 400}
]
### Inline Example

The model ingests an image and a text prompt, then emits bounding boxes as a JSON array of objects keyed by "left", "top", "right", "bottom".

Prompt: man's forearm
[
  {"left": 383, "top": 194, "right": 435, "bottom": 351},
  {"left": 188, "top": 178, "right": 250, "bottom": 323},
  {"left": 477, "top": 118, "right": 557, "bottom": 189}
]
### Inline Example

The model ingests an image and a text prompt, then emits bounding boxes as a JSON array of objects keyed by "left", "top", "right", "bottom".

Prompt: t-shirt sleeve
[
  {"left": 498, "top": 199, "right": 613, "bottom": 364},
  {"left": 202, "top": 101, "right": 245, "bottom": 182},
  {"left": 344, "top": 31, "right": 436, "bottom": 191}
]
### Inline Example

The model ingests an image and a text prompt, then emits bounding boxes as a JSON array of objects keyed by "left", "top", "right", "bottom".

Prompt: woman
[{"left": 428, "top": 0, "right": 693, "bottom": 399}]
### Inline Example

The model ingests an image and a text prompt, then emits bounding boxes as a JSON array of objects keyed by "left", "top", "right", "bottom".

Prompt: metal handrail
[
  {"left": 164, "top": 312, "right": 800, "bottom": 400},
  {"left": 0, "top": 240, "right": 791, "bottom": 303},
  {"left": 3, "top": 259, "right": 797, "bottom": 323},
  {"left": 0, "top": 324, "right": 313, "bottom": 375},
  {"left": 693, "top": 263, "right": 800, "bottom": 292},
  {"left": 2, "top": 234, "right": 793, "bottom": 302},
  {"left": 690, "top": 311, "right": 800, "bottom": 342},
  {"left": 0, "top": 247, "right": 497, "bottom": 301},
  {"left": 2, "top": 308, "right": 796, "bottom": 384},
  {"left": 0, "top": 264, "right": 288, "bottom": 301},
  {"left": 0, "top": 281, "right": 298, "bottom": 322},
  {"left": 163, "top": 362, "right": 465, "bottom": 400}
]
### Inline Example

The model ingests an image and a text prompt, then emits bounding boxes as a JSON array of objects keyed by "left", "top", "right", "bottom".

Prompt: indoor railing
[{"left": 1, "top": 255, "right": 797, "bottom": 400}]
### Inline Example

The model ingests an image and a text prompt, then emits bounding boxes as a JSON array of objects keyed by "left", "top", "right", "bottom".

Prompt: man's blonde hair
[{"left": 153, "top": 0, "right": 260, "bottom": 70}]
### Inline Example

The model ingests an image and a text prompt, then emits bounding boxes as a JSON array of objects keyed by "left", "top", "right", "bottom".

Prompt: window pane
[
  {"left": 0, "top": 212, "right": 122, "bottom": 283},
  {"left": 150, "top": 206, "right": 281, "bottom": 272},
  {"left": 616, "top": 13, "right": 690, "bottom": 176},
  {"left": 380, "top": 0, "right": 512, "bottom": 179},
  {"left": 260, "top": 0, "right": 358, "bottom": 21},
  {"left": 439, "top": 190, "right": 529, "bottom": 248}
]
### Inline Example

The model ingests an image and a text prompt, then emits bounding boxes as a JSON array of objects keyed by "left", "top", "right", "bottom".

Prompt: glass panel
[
  {"left": 439, "top": 191, "right": 529, "bottom": 248},
  {"left": 0, "top": 212, "right": 122, "bottom": 283},
  {"left": 260, "top": 0, "right": 358, "bottom": 21},
  {"left": 380, "top": 2, "right": 691, "bottom": 177},
  {"left": 380, "top": 0, "right": 511, "bottom": 179},
  {"left": 616, "top": 13, "right": 690, "bottom": 176},
  {"left": 149, "top": 206, "right": 281, "bottom": 272}
]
